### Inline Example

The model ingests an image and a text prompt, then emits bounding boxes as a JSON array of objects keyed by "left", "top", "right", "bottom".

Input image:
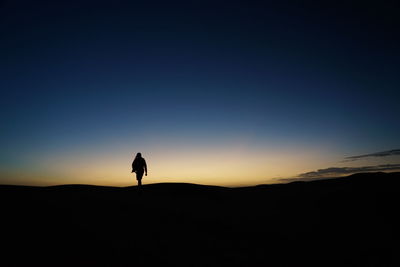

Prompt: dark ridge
[
  {"left": 1, "top": 171, "right": 399, "bottom": 191},
  {"left": 1, "top": 172, "right": 399, "bottom": 267}
]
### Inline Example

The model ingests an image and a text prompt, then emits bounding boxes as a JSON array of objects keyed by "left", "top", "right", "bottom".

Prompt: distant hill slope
[
  {"left": 1, "top": 172, "right": 399, "bottom": 267},
  {"left": 1, "top": 171, "right": 399, "bottom": 191}
]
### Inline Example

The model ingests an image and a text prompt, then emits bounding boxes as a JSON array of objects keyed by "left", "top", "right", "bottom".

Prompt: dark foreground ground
[{"left": 1, "top": 172, "right": 399, "bottom": 267}]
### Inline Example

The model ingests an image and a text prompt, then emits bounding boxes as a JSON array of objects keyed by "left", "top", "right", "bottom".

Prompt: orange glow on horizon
[{"left": 0, "top": 141, "right": 339, "bottom": 187}]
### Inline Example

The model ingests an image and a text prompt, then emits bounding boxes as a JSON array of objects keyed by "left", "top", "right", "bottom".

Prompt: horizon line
[{"left": 1, "top": 171, "right": 398, "bottom": 188}]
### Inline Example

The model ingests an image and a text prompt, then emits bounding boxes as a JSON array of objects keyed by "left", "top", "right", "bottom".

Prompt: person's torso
[{"left": 133, "top": 158, "right": 145, "bottom": 171}]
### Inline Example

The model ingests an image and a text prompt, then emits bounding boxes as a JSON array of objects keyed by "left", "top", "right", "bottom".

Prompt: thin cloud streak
[
  {"left": 295, "top": 164, "right": 400, "bottom": 180},
  {"left": 343, "top": 149, "right": 400, "bottom": 162}
]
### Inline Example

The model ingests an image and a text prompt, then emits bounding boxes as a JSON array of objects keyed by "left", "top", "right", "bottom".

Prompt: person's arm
[
  {"left": 144, "top": 159, "right": 147, "bottom": 176},
  {"left": 131, "top": 160, "right": 135, "bottom": 173}
]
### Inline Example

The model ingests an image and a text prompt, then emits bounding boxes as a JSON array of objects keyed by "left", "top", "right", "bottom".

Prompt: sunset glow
[{"left": 1, "top": 1, "right": 399, "bottom": 187}]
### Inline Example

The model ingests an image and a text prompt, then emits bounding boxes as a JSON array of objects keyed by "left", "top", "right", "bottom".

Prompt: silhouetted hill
[{"left": 1, "top": 172, "right": 399, "bottom": 267}]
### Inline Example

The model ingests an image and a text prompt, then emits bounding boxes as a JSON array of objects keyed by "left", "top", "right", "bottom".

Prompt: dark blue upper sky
[{"left": 1, "top": 0, "right": 399, "bottom": 185}]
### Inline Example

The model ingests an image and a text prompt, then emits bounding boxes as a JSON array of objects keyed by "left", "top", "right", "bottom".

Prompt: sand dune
[{"left": 1, "top": 172, "right": 399, "bottom": 267}]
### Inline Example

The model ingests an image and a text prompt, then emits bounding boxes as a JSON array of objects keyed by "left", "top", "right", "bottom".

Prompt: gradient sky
[{"left": 1, "top": 0, "right": 400, "bottom": 186}]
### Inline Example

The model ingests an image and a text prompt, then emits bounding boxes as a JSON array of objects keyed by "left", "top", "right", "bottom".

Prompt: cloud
[
  {"left": 343, "top": 149, "right": 400, "bottom": 162},
  {"left": 295, "top": 164, "right": 400, "bottom": 180},
  {"left": 279, "top": 150, "right": 400, "bottom": 183}
]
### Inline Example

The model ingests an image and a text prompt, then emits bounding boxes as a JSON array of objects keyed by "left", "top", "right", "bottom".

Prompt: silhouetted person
[{"left": 131, "top": 152, "right": 147, "bottom": 186}]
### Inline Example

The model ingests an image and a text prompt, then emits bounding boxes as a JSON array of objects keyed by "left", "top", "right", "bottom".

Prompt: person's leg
[{"left": 136, "top": 171, "right": 144, "bottom": 186}]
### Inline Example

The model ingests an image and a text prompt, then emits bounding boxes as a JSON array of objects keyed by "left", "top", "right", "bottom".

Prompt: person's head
[{"left": 136, "top": 152, "right": 142, "bottom": 158}]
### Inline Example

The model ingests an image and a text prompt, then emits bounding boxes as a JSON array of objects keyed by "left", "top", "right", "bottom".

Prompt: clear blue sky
[{"left": 1, "top": 0, "right": 399, "bottom": 186}]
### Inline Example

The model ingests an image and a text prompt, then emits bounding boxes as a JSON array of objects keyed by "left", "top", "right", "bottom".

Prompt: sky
[{"left": 1, "top": 0, "right": 400, "bottom": 186}]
